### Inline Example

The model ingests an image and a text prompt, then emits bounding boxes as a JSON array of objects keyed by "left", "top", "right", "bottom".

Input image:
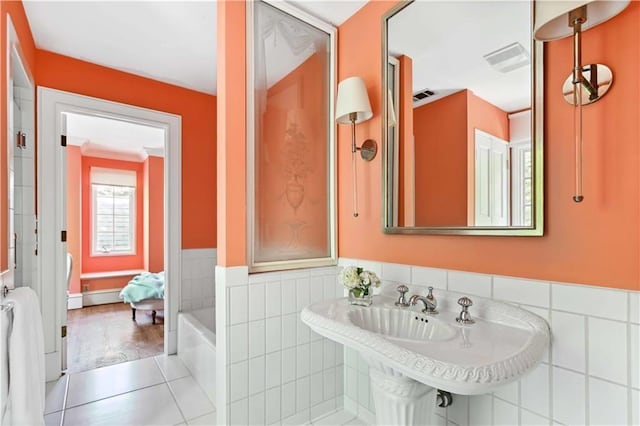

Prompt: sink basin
[
  {"left": 301, "top": 288, "right": 550, "bottom": 425},
  {"left": 348, "top": 307, "right": 457, "bottom": 342}
]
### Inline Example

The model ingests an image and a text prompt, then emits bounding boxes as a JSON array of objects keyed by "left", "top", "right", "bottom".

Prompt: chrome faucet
[
  {"left": 409, "top": 286, "right": 438, "bottom": 315},
  {"left": 395, "top": 284, "right": 410, "bottom": 307}
]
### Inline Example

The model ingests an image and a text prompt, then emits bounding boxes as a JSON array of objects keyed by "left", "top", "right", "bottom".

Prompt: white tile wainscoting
[
  {"left": 215, "top": 265, "right": 345, "bottom": 425},
  {"left": 339, "top": 258, "right": 640, "bottom": 426},
  {"left": 12, "top": 86, "right": 37, "bottom": 293},
  {"left": 181, "top": 249, "right": 217, "bottom": 312}
]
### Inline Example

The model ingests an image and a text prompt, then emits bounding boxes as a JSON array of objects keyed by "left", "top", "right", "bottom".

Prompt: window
[
  {"left": 91, "top": 168, "right": 136, "bottom": 255},
  {"left": 511, "top": 142, "right": 533, "bottom": 226}
]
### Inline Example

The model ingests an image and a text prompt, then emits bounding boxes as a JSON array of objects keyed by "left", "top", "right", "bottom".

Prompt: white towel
[{"left": 3, "top": 287, "right": 45, "bottom": 426}]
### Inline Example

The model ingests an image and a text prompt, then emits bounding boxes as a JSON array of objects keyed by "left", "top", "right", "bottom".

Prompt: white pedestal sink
[{"left": 301, "top": 287, "right": 549, "bottom": 425}]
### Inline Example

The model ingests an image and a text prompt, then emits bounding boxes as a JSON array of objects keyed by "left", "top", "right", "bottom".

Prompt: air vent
[
  {"left": 483, "top": 42, "right": 530, "bottom": 73},
  {"left": 413, "top": 89, "right": 436, "bottom": 102}
]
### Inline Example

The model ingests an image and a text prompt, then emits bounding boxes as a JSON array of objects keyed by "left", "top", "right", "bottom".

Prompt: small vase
[{"left": 349, "top": 289, "right": 372, "bottom": 307}]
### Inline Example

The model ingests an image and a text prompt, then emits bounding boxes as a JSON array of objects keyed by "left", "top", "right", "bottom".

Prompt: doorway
[
  {"left": 38, "top": 88, "right": 182, "bottom": 381},
  {"left": 63, "top": 112, "right": 166, "bottom": 373}
]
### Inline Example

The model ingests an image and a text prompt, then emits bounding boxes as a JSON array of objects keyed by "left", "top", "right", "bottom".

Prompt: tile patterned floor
[
  {"left": 45, "top": 354, "right": 366, "bottom": 426},
  {"left": 45, "top": 355, "right": 215, "bottom": 426}
]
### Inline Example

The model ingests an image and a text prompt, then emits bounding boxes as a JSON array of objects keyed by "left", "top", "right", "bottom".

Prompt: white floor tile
[
  {"left": 66, "top": 357, "right": 165, "bottom": 408},
  {"left": 63, "top": 383, "right": 184, "bottom": 426},
  {"left": 155, "top": 355, "right": 191, "bottom": 382},
  {"left": 45, "top": 375, "right": 68, "bottom": 414},
  {"left": 168, "top": 376, "right": 216, "bottom": 421},
  {"left": 187, "top": 411, "right": 217, "bottom": 425},
  {"left": 44, "top": 410, "right": 62, "bottom": 426}
]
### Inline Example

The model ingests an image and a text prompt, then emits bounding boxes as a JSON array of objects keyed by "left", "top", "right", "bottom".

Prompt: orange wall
[
  {"left": 1, "top": 1, "right": 36, "bottom": 272},
  {"left": 81, "top": 275, "right": 138, "bottom": 292},
  {"left": 145, "top": 156, "right": 164, "bottom": 272},
  {"left": 36, "top": 51, "right": 217, "bottom": 250},
  {"left": 66, "top": 146, "right": 82, "bottom": 294},
  {"left": 468, "top": 92, "right": 510, "bottom": 141},
  {"left": 413, "top": 90, "right": 468, "bottom": 226},
  {"left": 256, "top": 54, "right": 329, "bottom": 261},
  {"left": 412, "top": 90, "right": 508, "bottom": 226},
  {"left": 81, "top": 156, "right": 144, "bottom": 273},
  {"left": 217, "top": 0, "right": 247, "bottom": 266},
  {"left": 71, "top": 153, "right": 163, "bottom": 292},
  {"left": 338, "top": 1, "right": 640, "bottom": 291}
]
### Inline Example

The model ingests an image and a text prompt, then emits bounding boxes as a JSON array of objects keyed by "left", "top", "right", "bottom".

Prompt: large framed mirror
[{"left": 382, "top": 0, "right": 543, "bottom": 235}]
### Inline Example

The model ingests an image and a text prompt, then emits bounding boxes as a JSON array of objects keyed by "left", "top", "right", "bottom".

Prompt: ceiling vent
[
  {"left": 483, "top": 42, "right": 530, "bottom": 73},
  {"left": 413, "top": 89, "right": 436, "bottom": 102}
]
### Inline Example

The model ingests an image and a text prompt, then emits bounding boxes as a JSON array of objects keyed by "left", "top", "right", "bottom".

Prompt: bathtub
[{"left": 177, "top": 307, "right": 216, "bottom": 403}]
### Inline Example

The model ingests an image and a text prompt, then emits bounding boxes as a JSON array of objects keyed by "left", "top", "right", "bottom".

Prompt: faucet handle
[
  {"left": 395, "top": 284, "right": 410, "bottom": 307},
  {"left": 425, "top": 286, "right": 438, "bottom": 314},
  {"left": 456, "top": 296, "right": 475, "bottom": 325}
]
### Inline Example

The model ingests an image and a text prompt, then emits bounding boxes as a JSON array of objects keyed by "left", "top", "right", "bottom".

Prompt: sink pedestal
[{"left": 369, "top": 365, "right": 436, "bottom": 425}]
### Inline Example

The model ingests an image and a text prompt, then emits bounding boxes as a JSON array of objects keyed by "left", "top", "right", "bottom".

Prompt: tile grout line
[
  {"left": 163, "top": 379, "right": 189, "bottom": 426},
  {"left": 584, "top": 314, "right": 590, "bottom": 425},
  {"left": 64, "top": 380, "right": 168, "bottom": 412},
  {"left": 58, "top": 374, "right": 70, "bottom": 426},
  {"left": 628, "top": 292, "right": 633, "bottom": 425},
  {"left": 548, "top": 283, "right": 554, "bottom": 426}
]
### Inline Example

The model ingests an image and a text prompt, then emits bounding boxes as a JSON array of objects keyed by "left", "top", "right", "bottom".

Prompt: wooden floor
[{"left": 67, "top": 303, "right": 164, "bottom": 373}]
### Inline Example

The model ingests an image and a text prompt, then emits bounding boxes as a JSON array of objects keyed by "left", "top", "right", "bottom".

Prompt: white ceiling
[
  {"left": 22, "top": 1, "right": 366, "bottom": 95},
  {"left": 389, "top": 1, "right": 532, "bottom": 112},
  {"left": 65, "top": 112, "right": 165, "bottom": 160}
]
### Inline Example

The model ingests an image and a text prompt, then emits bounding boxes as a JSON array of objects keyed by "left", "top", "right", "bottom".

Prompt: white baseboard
[
  {"left": 82, "top": 288, "right": 123, "bottom": 306},
  {"left": 67, "top": 293, "right": 83, "bottom": 310}
]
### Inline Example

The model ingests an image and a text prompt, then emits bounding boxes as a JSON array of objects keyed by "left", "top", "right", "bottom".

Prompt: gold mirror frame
[{"left": 381, "top": 0, "right": 544, "bottom": 236}]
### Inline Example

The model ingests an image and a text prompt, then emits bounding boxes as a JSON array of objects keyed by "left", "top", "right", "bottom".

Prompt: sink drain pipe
[{"left": 437, "top": 390, "right": 453, "bottom": 407}]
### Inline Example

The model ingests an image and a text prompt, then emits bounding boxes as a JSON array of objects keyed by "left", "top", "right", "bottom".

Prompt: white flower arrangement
[{"left": 339, "top": 266, "right": 381, "bottom": 298}]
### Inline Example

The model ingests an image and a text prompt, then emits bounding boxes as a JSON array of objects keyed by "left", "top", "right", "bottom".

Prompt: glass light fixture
[
  {"left": 533, "top": 0, "right": 630, "bottom": 202},
  {"left": 335, "top": 76, "right": 376, "bottom": 217}
]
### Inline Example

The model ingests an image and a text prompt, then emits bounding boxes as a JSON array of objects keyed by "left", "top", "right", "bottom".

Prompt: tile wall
[
  {"left": 340, "top": 258, "right": 640, "bottom": 426},
  {"left": 181, "top": 248, "right": 217, "bottom": 311},
  {"left": 12, "top": 86, "right": 36, "bottom": 291},
  {"left": 216, "top": 265, "right": 345, "bottom": 425}
]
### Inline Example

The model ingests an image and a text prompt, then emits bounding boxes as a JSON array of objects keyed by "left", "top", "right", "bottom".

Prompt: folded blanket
[{"left": 119, "top": 272, "right": 165, "bottom": 303}]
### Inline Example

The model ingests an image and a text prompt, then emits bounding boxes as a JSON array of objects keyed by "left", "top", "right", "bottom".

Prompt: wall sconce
[
  {"left": 335, "top": 76, "right": 376, "bottom": 217},
  {"left": 534, "top": 0, "right": 630, "bottom": 203}
]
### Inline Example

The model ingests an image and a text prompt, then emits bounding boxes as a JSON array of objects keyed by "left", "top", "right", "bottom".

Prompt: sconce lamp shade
[
  {"left": 335, "top": 76, "right": 373, "bottom": 124},
  {"left": 534, "top": 0, "right": 630, "bottom": 40}
]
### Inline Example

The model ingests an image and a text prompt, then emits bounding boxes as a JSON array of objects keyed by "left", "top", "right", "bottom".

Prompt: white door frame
[{"left": 37, "top": 87, "right": 182, "bottom": 380}]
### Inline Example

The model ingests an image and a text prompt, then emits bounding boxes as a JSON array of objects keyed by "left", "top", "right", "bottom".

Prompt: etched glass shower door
[{"left": 249, "top": 1, "right": 335, "bottom": 271}]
